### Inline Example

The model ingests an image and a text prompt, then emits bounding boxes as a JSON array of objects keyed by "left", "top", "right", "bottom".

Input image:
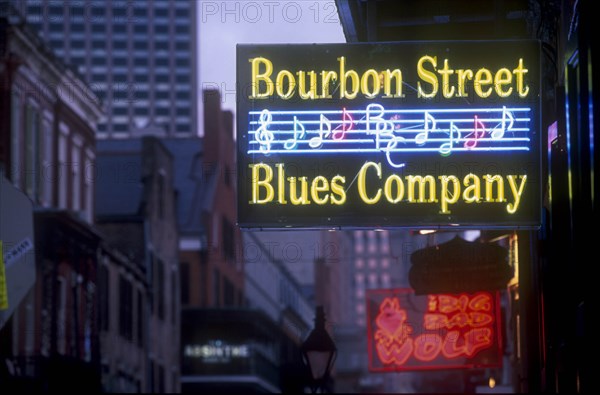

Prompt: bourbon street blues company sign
[{"left": 236, "top": 41, "right": 541, "bottom": 229}]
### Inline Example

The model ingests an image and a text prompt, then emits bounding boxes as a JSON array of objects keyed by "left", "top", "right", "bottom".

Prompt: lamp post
[{"left": 301, "top": 306, "right": 337, "bottom": 393}]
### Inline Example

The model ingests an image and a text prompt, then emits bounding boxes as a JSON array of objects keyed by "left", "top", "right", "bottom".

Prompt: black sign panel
[{"left": 237, "top": 41, "right": 540, "bottom": 229}]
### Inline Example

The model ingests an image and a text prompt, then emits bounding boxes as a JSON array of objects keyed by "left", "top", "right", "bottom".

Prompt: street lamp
[{"left": 301, "top": 306, "right": 337, "bottom": 393}]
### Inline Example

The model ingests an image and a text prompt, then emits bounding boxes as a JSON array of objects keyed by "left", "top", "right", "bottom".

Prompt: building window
[
  {"left": 157, "top": 172, "right": 165, "bottom": 219},
  {"left": 171, "top": 272, "right": 177, "bottom": 325},
  {"left": 368, "top": 258, "right": 377, "bottom": 269},
  {"left": 368, "top": 273, "right": 377, "bottom": 288},
  {"left": 99, "top": 263, "right": 109, "bottom": 331},
  {"left": 382, "top": 258, "right": 390, "bottom": 268},
  {"left": 355, "top": 273, "right": 365, "bottom": 288},
  {"left": 381, "top": 273, "right": 391, "bottom": 288},
  {"left": 58, "top": 124, "right": 69, "bottom": 209},
  {"left": 355, "top": 258, "right": 364, "bottom": 269},
  {"left": 222, "top": 217, "right": 235, "bottom": 261},
  {"left": 41, "top": 119, "right": 53, "bottom": 207},
  {"left": 155, "top": 74, "right": 169, "bottom": 83},
  {"left": 380, "top": 231, "right": 390, "bottom": 253},
  {"left": 56, "top": 276, "right": 67, "bottom": 355},
  {"left": 224, "top": 278, "right": 235, "bottom": 307},
  {"left": 71, "top": 142, "right": 81, "bottom": 211},
  {"left": 176, "top": 123, "right": 188, "bottom": 133},
  {"left": 134, "top": 107, "right": 149, "bottom": 116},
  {"left": 154, "top": 258, "right": 165, "bottom": 320},
  {"left": 24, "top": 104, "right": 40, "bottom": 201},
  {"left": 354, "top": 231, "right": 364, "bottom": 253},
  {"left": 213, "top": 269, "right": 221, "bottom": 307},
  {"left": 180, "top": 263, "right": 189, "bottom": 305},
  {"left": 368, "top": 231, "right": 376, "bottom": 253},
  {"left": 119, "top": 274, "right": 133, "bottom": 341},
  {"left": 84, "top": 152, "right": 94, "bottom": 222},
  {"left": 136, "top": 289, "right": 144, "bottom": 347},
  {"left": 10, "top": 92, "right": 21, "bottom": 188}
]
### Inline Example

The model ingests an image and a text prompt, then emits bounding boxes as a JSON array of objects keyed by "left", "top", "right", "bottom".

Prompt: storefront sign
[
  {"left": 366, "top": 288, "right": 502, "bottom": 371},
  {"left": 184, "top": 340, "right": 250, "bottom": 363},
  {"left": 237, "top": 41, "right": 540, "bottom": 228}
]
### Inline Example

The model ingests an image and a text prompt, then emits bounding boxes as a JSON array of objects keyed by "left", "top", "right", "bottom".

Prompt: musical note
[
  {"left": 415, "top": 112, "right": 436, "bottom": 145},
  {"left": 332, "top": 107, "right": 353, "bottom": 140},
  {"left": 491, "top": 106, "right": 514, "bottom": 139},
  {"left": 439, "top": 122, "right": 461, "bottom": 156},
  {"left": 284, "top": 116, "right": 305, "bottom": 150},
  {"left": 255, "top": 109, "right": 274, "bottom": 154},
  {"left": 309, "top": 114, "right": 332, "bottom": 149},
  {"left": 464, "top": 115, "right": 486, "bottom": 149}
]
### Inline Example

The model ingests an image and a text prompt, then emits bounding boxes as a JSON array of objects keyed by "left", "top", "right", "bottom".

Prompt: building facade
[
  {"left": 19, "top": 0, "right": 197, "bottom": 137},
  {"left": 1, "top": 8, "right": 103, "bottom": 390},
  {"left": 95, "top": 136, "right": 180, "bottom": 392}
]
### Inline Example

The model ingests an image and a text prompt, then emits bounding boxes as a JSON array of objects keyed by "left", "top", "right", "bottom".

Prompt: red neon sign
[{"left": 367, "top": 289, "right": 502, "bottom": 371}]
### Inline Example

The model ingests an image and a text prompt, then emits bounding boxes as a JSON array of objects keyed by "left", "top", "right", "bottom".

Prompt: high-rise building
[{"left": 21, "top": 0, "right": 197, "bottom": 137}]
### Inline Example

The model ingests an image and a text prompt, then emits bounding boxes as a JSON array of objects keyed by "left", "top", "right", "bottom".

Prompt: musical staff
[{"left": 247, "top": 104, "right": 532, "bottom": 168}]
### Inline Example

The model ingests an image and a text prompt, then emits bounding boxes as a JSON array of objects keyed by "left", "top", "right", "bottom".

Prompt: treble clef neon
[{"left": 255, "top": 109, "right": 274, "bottom": 154}]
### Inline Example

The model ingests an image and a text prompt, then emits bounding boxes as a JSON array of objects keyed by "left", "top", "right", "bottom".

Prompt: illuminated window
[
  {"left": 368, "top": 273, "right": 377, "bottom": 288},
  {"left": 355, "top": 273, "right": 365, "bottom": 288},
  {"left": 380, "top": 231, "right": 390, "bottom": 253},
  {"left": 356, "top": 303, "right": 365, "bottom": 314},
  {"left": 355, "top": 258, "right": 364, "bottom": 269},
  {"left": 381, "top": 273, "right": 391, "bottom": 288},
  {"left": 382, "top": 258, "right": 390, "bottom": 268},
  {"left": 356, "top": 288, "right": 365, "bottom": 298},
  {"left": 368, "top": 231, "right": 376, "bottom": 253},
  {"left": 368, "top": 258, "right": 377, "bottom": 269},
  {"left": 354, "top": 230, "right": 364, "bottom": 253}
]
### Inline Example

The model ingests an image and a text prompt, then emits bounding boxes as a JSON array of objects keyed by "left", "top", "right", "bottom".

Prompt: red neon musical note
[
  {"left": 464, "top": 115, "right": 486, "bottom": 149},
  {"left": 332, "top": 107, "right": 353, "bottom": 140}
]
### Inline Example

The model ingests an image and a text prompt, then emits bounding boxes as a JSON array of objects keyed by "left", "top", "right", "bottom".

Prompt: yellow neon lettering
[
  {"left": 330, "top": 175, "right": 346, "bottom": 205},
  {"left": 288, "top": 176, "right": 310, "bottom": 205},
  {"left": 474, "top": 68, "right": 493, "bottom": 98},
  {"left": 276, "top": 163, "right": 287, "bottom": 204},
  {"left": 407, "top": 175, "right": 436, "bottom": 203},
  {"left": 361, "top": 69, "right": 381, "bottom": 99},
  {"left": 249, "top": 57, "right": 274, "bottom": 99},
  {"left": 298, "top": 70, "right": 319, "bottom": 100},
  {"left": 320, "top": 70, "right": 337, "bottom": 99},
  {"left": 384, "top": 174, "right": 405, "bottom": 203},
  {"left": 250, "top": 163, "right": 274, "bottom": 204},
  {"left": 417, "top": 56, "right": 438, "bottom": 98},
  {"left": 275, "top": 70, "right": 296, "bottom": 100},
  {"left": 339, "top": 56, "right": 359, "bottom": 99},
  {"left": 483, "top": 174, "right": 505, "bottom": 202},
  {"left": 439, "top": 175, "right": 460, "bottom": 213},
  {"left": 438, "top": 59, "right": 456, "bottom": 98},
  {"left": 357, "top": 162, "right": 382, "bottom": 204},
  {"left": 382, "top": 69, "right": 403, "bottom": 98},
  {"left": 507, "top": 175, "right": 527, "bottom": 214},
  {"left": 463, "top": 174, "right": 481, "bottom": 203},
  {"left": 513, "top": 58, "right": 529, "bottom": 97},
  {"left": 456, "top": 69, "right": 473, "bottom": 97},
  {"left": 311, "top": 176, "right": 330, "bottom": 205},
  {"left": 494, "top": 68, "right": 513, "bottom": 97}
]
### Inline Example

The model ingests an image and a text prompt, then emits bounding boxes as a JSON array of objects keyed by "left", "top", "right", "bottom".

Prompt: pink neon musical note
[
  {"left": 464, "top": 115, "right": 486, "bottom": 149},
  {"left": 332, "top": 107, "right": 353, "bottom": 140}
]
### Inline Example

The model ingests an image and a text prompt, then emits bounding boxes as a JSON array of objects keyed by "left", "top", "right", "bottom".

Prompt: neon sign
[
  {"left": 237, "top": 42, "right": 541, "bottom": 229},
  {"left": 367, "top": 289, "right": 502, "bottom": 371}
]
